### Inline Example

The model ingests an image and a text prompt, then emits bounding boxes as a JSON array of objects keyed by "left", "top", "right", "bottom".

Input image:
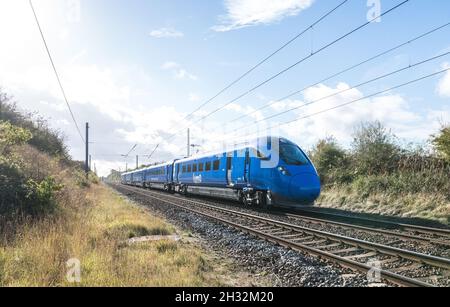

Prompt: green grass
[{"left": 0, "top": 184, "right": 223, "bottom": 286}]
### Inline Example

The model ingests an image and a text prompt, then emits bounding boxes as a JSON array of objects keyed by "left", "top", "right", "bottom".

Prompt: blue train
[{"left": 121, "top": 137, "right": 321, "bottom": 208}]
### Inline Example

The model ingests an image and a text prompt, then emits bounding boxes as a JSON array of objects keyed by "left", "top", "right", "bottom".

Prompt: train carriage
[{"left": 122, "top": 136, "right": 321, "bottom": 208}]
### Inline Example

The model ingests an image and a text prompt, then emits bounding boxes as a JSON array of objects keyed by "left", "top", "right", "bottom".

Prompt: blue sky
[{"left": 0, "top": 0, "right": 449, "bottom": 175}]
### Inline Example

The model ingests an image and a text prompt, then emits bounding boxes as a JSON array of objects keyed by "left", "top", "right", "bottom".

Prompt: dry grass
[
  {"left": 317, "top": 187, "right": 450, "bottom": 225},
  {"left": 0, "top": 184, "right": 222, "bottom": 287}
]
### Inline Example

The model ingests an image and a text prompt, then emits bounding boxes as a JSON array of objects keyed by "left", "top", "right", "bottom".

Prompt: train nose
[{"left": 289, "top": 172, "right": 321, "bottom": 202}]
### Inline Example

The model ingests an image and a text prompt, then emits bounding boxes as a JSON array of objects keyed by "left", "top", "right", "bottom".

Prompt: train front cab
[{"left": 248, "top": 137, "right": 321, "bottom": 207}]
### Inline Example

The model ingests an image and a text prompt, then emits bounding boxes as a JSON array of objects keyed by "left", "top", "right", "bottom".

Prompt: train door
[
  {"left": 244, "top": 149, "right": 250, "bottom": 183},
  {"left": 230, "top": 150, "right": 247, "bottom": 187},
  {"left": 175, "top": 164, "right": 179, "bottom": 183},
  {"left": 226, "top": 156, "right": 232, "bottom": 186}
]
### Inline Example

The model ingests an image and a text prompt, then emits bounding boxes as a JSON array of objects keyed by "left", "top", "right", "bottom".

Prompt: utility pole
[
  {"left": 89, "top": 155, "right": 92, "bottom": 172},
  {"left": 85, "top": 122, "right": 89, "bottom": 178},
  {"left": 125, "top": 162, "right": 128, "bottom": 172},
  {"left": 136, "top": 155, "right": 139, "bottom": 169},
  {"left": 187, "top": 128, "right": 190, "bottom": 157}
]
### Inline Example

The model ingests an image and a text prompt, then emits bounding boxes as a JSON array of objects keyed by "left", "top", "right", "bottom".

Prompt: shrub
[
  {"left": 352, "top": 121, "right": 401, "bottom": 175},
  {"left": 309, "top": 137, "right": 352, "bottom": 184},
  {"left": 25, "top": 177, "right": 64, "bottom": 216},
  {"left": 0, "top": 121, "right": 32, "bottom": 155},
  {"left": 0, "top": 92, "right": 69, "bottom": 159},
  {"left": 432, "top": 125, "right": 450, "bottom": 161},
  {"left": 0, "top": 162, "right": 28, "bottom": 217}
]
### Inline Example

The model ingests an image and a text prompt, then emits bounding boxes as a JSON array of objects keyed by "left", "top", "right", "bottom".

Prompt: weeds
[{"left": 310, "top": 121, "right": 450, "bottom": 223}]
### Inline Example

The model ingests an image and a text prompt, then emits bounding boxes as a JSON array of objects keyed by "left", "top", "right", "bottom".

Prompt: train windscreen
[{"left": 280, "top": 141, "right": 309, "bottom": 166}]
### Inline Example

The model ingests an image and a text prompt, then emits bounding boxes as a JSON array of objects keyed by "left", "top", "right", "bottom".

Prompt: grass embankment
[
  {"left": 310, "top": 122, "right": 450, "bottom": 225},
  {"left": 0, "top": 183, "right": 221, "bottom": 286},
  {"left": 0, "top": 91, "right": 221, "bottom": 286},
  {"left": 317, "top": 187, "right": 449, "bottom": 224}
]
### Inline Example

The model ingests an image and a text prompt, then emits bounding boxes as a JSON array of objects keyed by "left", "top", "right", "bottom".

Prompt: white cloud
[
  {"left": 149, "top": 28, "right": 184, "bottom": 38},
  {"left": 437, "top": 63, "right": 450, "bottom": 97},
  {"left": 223, "top": 83, "right": 448, "bottom": 150},
  {"left": 161, "top": 61, "right": 198, "bottom": 81},
  {"left": 213, "top": 0, "right": 314, "bottom": 32}
]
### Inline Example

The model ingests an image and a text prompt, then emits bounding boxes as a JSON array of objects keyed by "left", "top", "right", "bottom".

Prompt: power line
[
  {"left": 29, "top": 0, "right": 85, "bottom": 143},
  {"left": 183, "top": 0, "right": 411, "bottom": 130},
  {"left": 223, "top": 21, "right": 450, "bottom": 127},
  {"left": 174, "top": 0, "right": 349, "bottom": 126},
  {"left": 122, "top": 144, "right": 138, "bottom": 158},
  {"left": 148, "top": 0, "right": 411, "bottom": 160},
  {"left": 147, "top": 144, "right": 160, "bottom": 160},
  {"left": 144, "top": 0, "right": 350, "bottom": 159},
  {"left": 226, "top": 67, "right": 450, "bottom": 142},
  {"left": 231, "top": 50, "right": 450, "bottom": 133}
]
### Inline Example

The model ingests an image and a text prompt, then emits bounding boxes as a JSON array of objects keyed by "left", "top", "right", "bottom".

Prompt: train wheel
[
  {"left": 238, "top": 191, "right": 247, "bottom": 206},
  {"left": 260, "top": 191, "right": 273, "bottom": 210}
]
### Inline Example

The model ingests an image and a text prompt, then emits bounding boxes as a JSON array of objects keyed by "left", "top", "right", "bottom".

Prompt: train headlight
[{"left": 278, "top": 166, "right": 291, "bottom": 176}]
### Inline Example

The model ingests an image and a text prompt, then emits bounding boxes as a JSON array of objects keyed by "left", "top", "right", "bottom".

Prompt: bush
[
  {"left": 309, "top": 137, "right": 352, "bottom": 184},
  {"left": 0, "top": 101, "right": 65, "bottom": 218},
  {"left": 0, "top": 121, "right": 32, "bottom": 155},
  {"left": 0, "top": 92, "right": 69, "bottom": 159},
  {"left": 0, "top": 162, "right": 28, "bottom": 217},
  {"left": 352, "top": 121, "right": 401, "bottom": 175},
  {"left": 432, "top": 125, "right": 450, "bottom": 161},
  {"left": 25, "top": 177, "right": 63, "bottom": 216}
]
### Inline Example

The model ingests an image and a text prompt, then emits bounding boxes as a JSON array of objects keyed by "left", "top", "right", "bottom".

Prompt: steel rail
[
  {"left": 116, "top": 185, "right": 450, "bottom": 287},
  {"left": 281, "top": 213, "right": 450, "bottom": 247},
  {"left": 290, "top": 208, "right": 450, "bottom": 237}
]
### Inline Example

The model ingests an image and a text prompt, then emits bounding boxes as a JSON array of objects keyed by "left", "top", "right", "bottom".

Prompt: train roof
[
  {"left": 122, "top": 161, "right": 174, "bottom": 176},
  {"left": 121, "top": 136, "right": 298, "bottom": 175},
  {"left": 175, "top": 136, "right": 293, "bottom": 164}
]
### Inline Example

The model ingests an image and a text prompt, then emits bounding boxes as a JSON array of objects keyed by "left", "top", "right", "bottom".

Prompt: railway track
[
  {"left": 116, "top": 184, "right": 450, "bottom": 287},
  {"left": 280, "top": 211, "right": 450, "bottom": 247},
  {"left": 286, "top": 208, "right": 450, "bottom": 242},
  {"left": 150, "top": 191, "right": 450, "bottom": 249}
]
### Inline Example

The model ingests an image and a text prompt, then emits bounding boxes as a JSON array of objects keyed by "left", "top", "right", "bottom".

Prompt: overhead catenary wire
[
  {"left": 147, "top": 144, "right": 160, "bottom": 160},
  {"left": 222, "top": 21, "right": 450, "bottom": 127},
  {"left": 145, "top": 0, "right": 350, "bottom": 158},
  {"left": 224, "top": 67, "right": 450, "bottom": 142},
  {"left": 230, "top": 50, "right": 450, "bottom": 133},
  {"left": 180, "top": 0, "right": 411, "bottom": 132},
  {"left": 122, "top": 144, "right": 138, "bottom": 158},
  {"left": 28, "top": 0, "right": 85, "bottom": 143},
  {"left": 173, "top": 0, "right": 349, "bottom": 127}
]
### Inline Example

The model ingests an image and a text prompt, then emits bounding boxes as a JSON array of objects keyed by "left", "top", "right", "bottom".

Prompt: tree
[
  {"left": 352, "top": 121, "right": 401, "bottom": 175},
  {"left": 432, "top": 125, "right": 450, "bottom": 161},
  {"left": 310, "top": 137, "right": 349, "bottom": 184}
]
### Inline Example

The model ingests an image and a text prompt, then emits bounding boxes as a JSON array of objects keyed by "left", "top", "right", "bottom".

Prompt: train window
[
  {"left": 198, "top": 163, "right": 204, "bottom": 172},
  {"left": 182, "top": 165, "right": 186, "bottom": 173},
  {"left": 193, "top": 164, "right": 197, "bottom": 172},
  {"left": 188, "top": 165, "right": 192, "bottom": 173},
  {"left": 205, "top": 161, "right": 211, "bottom": 172},
  {"left": 280, "top": 141, "right": 309, "bottom": 166},
  {"left": 213, "top": 160, "right": 220, "bottom": 171}
]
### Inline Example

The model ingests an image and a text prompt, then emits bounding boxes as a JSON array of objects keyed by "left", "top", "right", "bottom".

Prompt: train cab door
[
  {"left": 244, "top": 149, "right": 250, "bottom": 184},
  {"left": 226, "top": 156, "right": 232, "bottom": 187}
]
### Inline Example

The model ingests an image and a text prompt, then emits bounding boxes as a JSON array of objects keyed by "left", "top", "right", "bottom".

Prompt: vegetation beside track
[
  {"left": 0, "top": 91, "right": 223, "bottom": 286},
  {"left": 310, "top": 121, "right": 450, "bottom": 225}
]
